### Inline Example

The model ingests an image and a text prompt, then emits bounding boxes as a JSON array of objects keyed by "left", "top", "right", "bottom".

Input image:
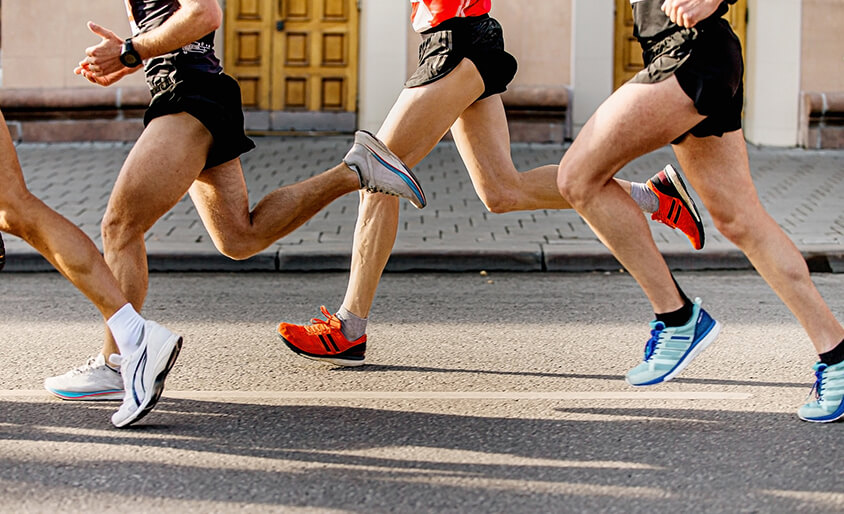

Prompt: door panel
[{"left": 225, "top": 0, "right": 359, "bottom": 117}]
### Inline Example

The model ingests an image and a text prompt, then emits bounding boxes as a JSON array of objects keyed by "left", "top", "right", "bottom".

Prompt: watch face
[{"left": 125, "top": 54, "right": 139, "bottom": 66}]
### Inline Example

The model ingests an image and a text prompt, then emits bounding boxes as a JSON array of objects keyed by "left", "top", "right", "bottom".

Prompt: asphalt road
[{"left": 1, "top": 271, "right": 843, "bottom": 513}]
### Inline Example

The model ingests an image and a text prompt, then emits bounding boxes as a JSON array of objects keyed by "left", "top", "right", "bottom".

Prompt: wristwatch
[{"left": 119, "top": 38, "right": 143, "bottom": 68}]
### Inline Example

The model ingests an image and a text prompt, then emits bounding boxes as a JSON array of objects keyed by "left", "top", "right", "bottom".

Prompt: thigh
[
  {"left": 559, "top": 76, "right": 706, "bottom": 185},
  {"left": 450, "top": 95, "right": 518, "bottom": 186},
  {"left": 672, "top": 129, "right": 761, "bottom": 220},
  {"left": 377, "top": 58, "right": 484, "bottom": 168},
  {"left": 105, "top": 113, "right": 213, "bottom": 233}
]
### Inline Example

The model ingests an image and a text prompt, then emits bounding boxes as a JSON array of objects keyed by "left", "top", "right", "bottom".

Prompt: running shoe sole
[
  {"left": 798, "top": 406, "right": 844, "bottom": 423},
  {"left": 279, "top": 334, "right": 365, "bottom": 367},
  {"left": 113, "top": 336, "right": 183, "bottom": 428},
  {"left": 664, "top": 164, "right": 702, "bottom": 226},
  {"left": 45, "top": 388, "right": 123, "bottom": 401},
  {"left": 626, "top": 320, "right": 721, "bottom": 386}
]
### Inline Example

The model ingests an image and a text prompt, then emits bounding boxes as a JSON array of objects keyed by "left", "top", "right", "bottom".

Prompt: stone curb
[{"left": 4, "top": 246, "right": 841, "bottom": 273}]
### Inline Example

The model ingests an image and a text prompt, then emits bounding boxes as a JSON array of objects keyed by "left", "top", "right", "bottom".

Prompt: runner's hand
[
  {"left": 74, "top": 21, "right": 136, "bottom": 86},
  {"left": 661, "top": 0, "right": 722, "bottom": 28}
]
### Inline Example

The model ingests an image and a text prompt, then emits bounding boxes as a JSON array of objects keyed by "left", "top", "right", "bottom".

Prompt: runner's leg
[
  {"left": 187, "top": 159, "right": 359, "bottom": 260},
  {"left": 674, "top": 130, "right": 844, "bottom": 353},
  {"left": 99, "top": 113, "right": 213, "bottom": 356},
  {"left": 556, "top": 76, "right": 705, "bottom": 313},
  {"left": 0, "top": 110, "right": 126, "bottom": 318},
  {"left": 341, "top": 59, "right": 486, "bottom": 318}
]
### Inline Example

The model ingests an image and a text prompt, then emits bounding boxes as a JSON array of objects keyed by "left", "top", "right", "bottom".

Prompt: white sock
[{"left": 106, "top": 303, "right": 146, "bottom": 356}]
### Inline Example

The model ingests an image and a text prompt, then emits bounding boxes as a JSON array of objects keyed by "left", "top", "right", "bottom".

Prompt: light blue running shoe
[
  {"left": 626, "top": 298, "right": 721, "bottom": 386},
  {"left": 797, "top": 361, "right": 844, "bottom": 423}
]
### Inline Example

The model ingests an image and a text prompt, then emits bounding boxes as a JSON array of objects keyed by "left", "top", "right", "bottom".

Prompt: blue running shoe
[
  {"left": 626, "top": 297, "right": 721, "bottom": 386},
  {"left": 797, "top": 361, "right": 844, "bottom": 423}
]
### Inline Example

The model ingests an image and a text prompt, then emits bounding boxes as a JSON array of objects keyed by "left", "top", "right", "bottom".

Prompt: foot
[
  {"left": 797, "top": 361, "right": 844, "bottom": 423},
  {"left": 278, "top": 306, "right": 367, "bottom": 367},
  {"left": 344, "top": 130, "right": 427, "bottom": 209},
  {"left": 110, "top": 321, "right": 183, "bottom": 428},
  {"left": 647, "top": 164, "right": 705, "bottom": 250},
  {"left": 44, "top": 353, "right": 123, "bottom": 401},
  {"left": 626, "top": 298, "right": 721, "bottom": 386}
]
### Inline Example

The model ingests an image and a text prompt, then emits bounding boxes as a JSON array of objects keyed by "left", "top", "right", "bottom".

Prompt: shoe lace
[
  {"left": 806, "top": 363, "right": 828, "bottom": 402},
  {"left": 303, "top": 306, "right": 342, "bottom": 336},
  {"left": 68, "top": 356, "right": 100, "bottom": 376},
  {"left": 643, "top": 322, "right": 666, "bottom": 361}
]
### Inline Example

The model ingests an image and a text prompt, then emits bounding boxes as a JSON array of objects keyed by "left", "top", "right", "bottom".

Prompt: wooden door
[
  {"left": 613, "top": 0, "right": 747, "bottom": 90},
  {"left": 225, "top": 0, "right": 359, "bottom": 115}
]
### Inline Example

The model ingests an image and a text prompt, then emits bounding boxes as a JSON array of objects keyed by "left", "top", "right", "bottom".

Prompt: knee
[
  {"left": 213, "top": 238, "right": 254, "bottom": 261},
  {"left": 0, "top": 189, "right": 40, "bottom": 236},
  {"left": 477, "top": 186, "right": 518, "bottom": 214},
  {"left": 556, "top": 162, "right": 590, "bottom": 208},
  {"left": 709, "top": 201, "right": 762, "bottom": 246}
]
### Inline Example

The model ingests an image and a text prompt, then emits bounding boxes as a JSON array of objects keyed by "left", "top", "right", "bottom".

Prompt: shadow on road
[{"left": 0, "top": 398, "right": 839, "bottom": 512}]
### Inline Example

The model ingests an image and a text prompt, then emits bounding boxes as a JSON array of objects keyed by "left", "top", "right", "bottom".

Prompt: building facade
[{"left": 2, "top": 0, "right": 842, "bottom": 146}]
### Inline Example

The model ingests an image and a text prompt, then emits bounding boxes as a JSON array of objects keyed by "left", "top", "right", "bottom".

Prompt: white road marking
[{"left": 0, "top": 390, "right": 752, "bottom": 400}]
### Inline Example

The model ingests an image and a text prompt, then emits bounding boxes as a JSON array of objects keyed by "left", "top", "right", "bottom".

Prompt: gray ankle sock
[
  {"left": 336, "top": 306, "right": 367, "bottom": 341},
  {"left": 631, "top": 181, "right": 659, "bottom": 213}
]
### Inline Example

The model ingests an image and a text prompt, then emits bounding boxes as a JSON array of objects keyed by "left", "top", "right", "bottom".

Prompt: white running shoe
[
  {"left": 344, "top": 130, "right": 427, "bottom": 209},
  {"left": 44, "top": 354, "right": 123, "bottom": 401},
  {"left": 110, "top": 321, "right": 183, "bottom": 428}
]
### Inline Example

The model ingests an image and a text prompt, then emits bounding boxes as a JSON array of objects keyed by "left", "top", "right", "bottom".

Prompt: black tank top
[
  {"left": 127, "top": 0, "right": 222, "bottom": 88},
  {"left": 632, "top": 0, "right": 735, "bottom": 42}
]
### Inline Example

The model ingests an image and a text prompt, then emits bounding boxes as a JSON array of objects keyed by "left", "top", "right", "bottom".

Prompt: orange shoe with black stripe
[
  {"left": 647, "top": 164, "right": 705, "bottom": 250},
  {"left": 278, "top": 306, "right": 366, "bottom": 367}
]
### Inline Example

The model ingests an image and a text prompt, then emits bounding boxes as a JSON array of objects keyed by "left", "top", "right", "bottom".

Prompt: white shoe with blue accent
[
  {"left": 344, "top": 130, "right": 427, "bottom": 209},
  {"left": 798, "top": 361, "right": 844, "bottom": 423},
  {"left": 626, "top": 297, "right": 721, "bottom": 386},
  {"left": 110, "top": 321, "right": 182, "bottom": 428},
  {"left": 44, "top": 354, "right": 123, "bottom": 401}
]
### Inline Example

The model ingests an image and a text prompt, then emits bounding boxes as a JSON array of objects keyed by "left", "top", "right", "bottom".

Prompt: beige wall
[
  {"left": 405, "top": 0, "right": 572, "bottom": 88},
  {"left": 801, "top": 0, "right": 844, "bottom": 91},
  {"left": 2, "top": 0, "right": 146, "bottom": 89}
]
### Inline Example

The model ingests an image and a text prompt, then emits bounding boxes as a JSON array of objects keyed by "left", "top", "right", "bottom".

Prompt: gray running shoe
[
  {"left": 110, "top": 321, "right": 182, "bottom": 428},
  {"left": 344, "top": 130, "right": 427, "bottom": 209},
  {"left": 44, "top": 354, "right": 123, "bottom": 401}
]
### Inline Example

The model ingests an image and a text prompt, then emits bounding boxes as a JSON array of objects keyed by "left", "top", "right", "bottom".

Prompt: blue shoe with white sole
[{"left": 626, "top": 298, "right": 721, "bottom": 386}]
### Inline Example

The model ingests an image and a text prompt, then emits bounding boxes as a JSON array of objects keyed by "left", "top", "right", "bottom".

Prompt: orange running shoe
[
  {"left": 278, "top": 306, "right": 367, "bottom": 367},
  {"left": 647, "top": 164, "right": 705, "bottom": 250}
]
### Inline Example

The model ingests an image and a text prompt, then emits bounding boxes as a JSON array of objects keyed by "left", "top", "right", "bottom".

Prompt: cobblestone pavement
[{"left": 5, "top": 137, "right": 844, "bottom": 272}]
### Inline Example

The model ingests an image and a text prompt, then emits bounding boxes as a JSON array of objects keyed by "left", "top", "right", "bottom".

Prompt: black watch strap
[{"left": 119, "top": 38, "right": 143, "bottom": 68}]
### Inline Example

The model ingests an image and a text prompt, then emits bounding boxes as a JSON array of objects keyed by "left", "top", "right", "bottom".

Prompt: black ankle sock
[
  {"left": 655, "top": 300, "right": 694, "bottom": 327},
  {"left": 655, "top": 275, "right": 694, "bottom": 327},
  {"left": 819, "top": 339, "right": 844, "bottom": 366}
]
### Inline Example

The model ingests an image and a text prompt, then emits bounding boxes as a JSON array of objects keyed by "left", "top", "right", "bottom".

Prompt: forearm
[{"left": 132, "top": 0, "right": 221, "bottom": 60}]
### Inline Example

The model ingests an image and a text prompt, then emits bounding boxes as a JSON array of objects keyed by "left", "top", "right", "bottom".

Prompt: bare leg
[
  {"left": 451, "top": 95, "right": 570, "bottom": 212},
  {"left": 0, "top": 110, "right": 126, "bottom": 319},
  {"left": 341, "top": 59, "right": 486, "bottom": 318},
  {"left": 99, "top": 113, "right": 213, "bottom": 356},
  {"left": 556, "top": 76, "right": 705, "bottom": 313},
  {"left": 674, "top": 131, "right": 844, "bottom": 353},
  {"left": 188, "top": 159, "right": 359, "bottom": 260}
]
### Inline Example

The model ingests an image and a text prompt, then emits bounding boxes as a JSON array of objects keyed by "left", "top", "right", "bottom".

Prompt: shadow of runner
[{"left": 0, "top": 399, "right": 840, "bottom": 512}]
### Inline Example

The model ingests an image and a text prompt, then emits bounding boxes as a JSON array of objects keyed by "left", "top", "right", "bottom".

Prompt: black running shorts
[
  {"left": 144, "top": 71, "right": 256, "bottom": 170},
  {"left": 630, "top": 18, "right": 744, "bottom": 141},
  {"left": 405, "top": 14, "right": 518, "bottom": 101}
]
